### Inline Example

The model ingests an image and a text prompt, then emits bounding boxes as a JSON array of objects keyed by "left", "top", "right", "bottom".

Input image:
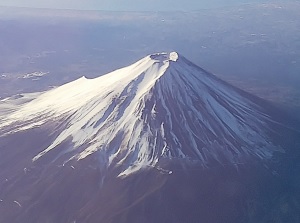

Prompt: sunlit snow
[{"left": 0, "top": 52, "right": 282, "bottom": 177}]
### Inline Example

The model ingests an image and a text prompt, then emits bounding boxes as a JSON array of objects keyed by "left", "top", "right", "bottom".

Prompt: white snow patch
[
  {"left": 169, "top": 52, "right": 178, "bottom": 61},
  {"left": 13, "top": 201, "right": 22, "bottom": 208}
]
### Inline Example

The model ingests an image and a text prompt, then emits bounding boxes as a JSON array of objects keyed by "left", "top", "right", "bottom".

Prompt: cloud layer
[{"left": 0, "top": 0, "right": 276, "bottom": 11}]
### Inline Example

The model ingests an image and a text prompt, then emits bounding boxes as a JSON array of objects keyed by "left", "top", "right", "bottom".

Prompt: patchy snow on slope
[{"left": 0, "top": 52, "right": 282, "bottom": 176}]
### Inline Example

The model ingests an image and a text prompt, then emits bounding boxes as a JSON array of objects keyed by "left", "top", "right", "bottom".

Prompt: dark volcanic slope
[{"left": 0, "top": 52, "right": 300, "bottom": 223}]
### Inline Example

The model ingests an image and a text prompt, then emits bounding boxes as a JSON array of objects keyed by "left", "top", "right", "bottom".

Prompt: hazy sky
[{"left": 0, "top": 0, "right": 284, "bottom": 11}]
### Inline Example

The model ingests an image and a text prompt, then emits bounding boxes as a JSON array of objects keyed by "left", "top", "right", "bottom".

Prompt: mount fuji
[{"left": 0, "top": 52, "right": 300, "bottom": 223}]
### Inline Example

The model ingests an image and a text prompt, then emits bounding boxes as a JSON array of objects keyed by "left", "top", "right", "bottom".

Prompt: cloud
[{"left": 0, "top": 0, "right": 283, "bottom": 11}]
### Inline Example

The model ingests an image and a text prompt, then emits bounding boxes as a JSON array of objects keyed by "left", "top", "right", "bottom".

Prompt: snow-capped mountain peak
[
  {"left": 150, "top": 51, "right": 179, "bottom": 62},
  {"left": 0, "top": 52, "right": 282, "bottom": 176}
]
